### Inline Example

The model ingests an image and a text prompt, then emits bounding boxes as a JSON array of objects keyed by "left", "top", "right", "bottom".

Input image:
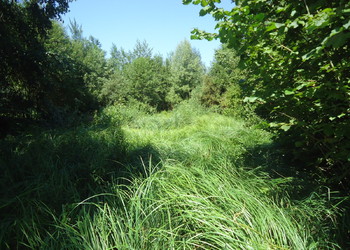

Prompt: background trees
[
  {"left": 101, "top": 40, "right": 205, "bottom": 111},
  {"left": 0, "top": 0, "right": 104, "bottom": 133},
  {"left": 200, "top": 45, "right": 246, "bottom": 115},
  {"left": 100, "top": 41, "right": 170, "bottom": 111},
  {"left": 166, "top": 40, "right": 205, "bottom": 106},
  {"left": 41, "top": 21, "right": 107, "bottom": 123}
]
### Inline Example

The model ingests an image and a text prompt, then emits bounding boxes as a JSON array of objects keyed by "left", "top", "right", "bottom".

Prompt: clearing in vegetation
[{"left": 0, "top": 101, "right": 342, "bottom": 249}]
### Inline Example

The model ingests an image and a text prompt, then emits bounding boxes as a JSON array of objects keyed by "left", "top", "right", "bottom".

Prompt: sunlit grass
[{"left": 0, "top": 101, "right": 340, "bottom": 249}]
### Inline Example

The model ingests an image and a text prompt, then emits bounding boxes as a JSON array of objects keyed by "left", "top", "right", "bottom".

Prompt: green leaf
[
  {"left": 200, "top": 0, "right": 208, "bottom": 7},
  {"left": 295, "top": 83, "right": 306, "bottom": 90},
  {"left": 280, "top": 124, "right": 291, "bottom": 131},
  {"left": 343, "top": 20, "right": 350, "bottom": 29},
  {"left": 254, "top": 13, "right": 265, "bottom": 22},
  {"left": 289, "top": 20, "right": 299, "bottom": 28},
  {"left": 266, "top": 22, "right": 284, "bottom": 32},
  {"left": 269, "top": 122, "right": 279, "bottom": 128},
  {"left": 182, "top": 0, "right": 192, "bottom": 5},
  {"left": 243, "top": 96, "right": 258, "bottom": 103},
  {"left": 338, "top": 113, "right": 346, "bottom": 119},
  {"left": 324, "top": 31, "right": 350, "bottom": 48},
  {"left": 199, "top": 6, "right": 211, "bottom": 16},
  {"left": 302, "top": 46, "right": 323, "bottom": 61},
  {"left": 284, "top": 89, "right": 295, "bottom": 95}
]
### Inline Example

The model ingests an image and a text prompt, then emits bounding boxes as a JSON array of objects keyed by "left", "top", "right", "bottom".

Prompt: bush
[{"left": 188, "top": 0, "right": 350, "bottom": 191}]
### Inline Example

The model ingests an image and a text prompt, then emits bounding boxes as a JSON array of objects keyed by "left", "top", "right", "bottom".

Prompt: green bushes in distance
[
  {"left": 166, "top": 39, "right": 206, "bottom": 106},
  {"left": 43, "top": 21, "right": 105, "bottom": 123},
  {"left": 101, "top": 56, "right": 169, "bottom": 110},
  {"left": 100, "top": 39, "right": 206, "bottom": 111},
  {"left": 200, "top": 45, "right": 247, "bottom": 116},
  {"left": 108, "top": 39, "right": 154, "bottom": 72}
]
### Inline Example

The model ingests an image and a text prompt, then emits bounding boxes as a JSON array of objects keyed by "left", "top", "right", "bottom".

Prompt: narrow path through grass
[
  {"left": 0, "top": 102, "right": 339, "bottom": 249},
  {"left": 60, "top": 102, "right": 336, "bottom": 249}
]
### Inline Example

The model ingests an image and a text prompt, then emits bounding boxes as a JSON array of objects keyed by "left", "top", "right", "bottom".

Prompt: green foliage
[
  {"left": 130, "top": 99, "right": 209, "bottom": 131},
  {"left": 186, "top": 0, "right": 350, "bottom": 188},
  {"left": 123, "top": 57, "right": 169, "bottom": 110},
  {"left": 108, "top": 39, "right": 153, "bottom": 72},
  {"left": 99, "top": 101, "right": 155, "bottom": 127},
  {"left": 108, "top": 44, "right": 132, "bottom": 71},
  {"left": 67, "top": 22, "right": 108, "bottom": 104},
  {"left": 0, "top": 2, "right": 105, "bottom": 133},
  {"left": 99, "top": 72, "right": 126, "bottom": 104},
  {"left": 0, "top": 0, "right": 73, "bottom": 130},
  {"left": 200, "top": 45, "right": 246, "bottom": 116},
  {"left": 0, "top": 116, "right": 125, "bottom": 249},
  {"left": 99, "top": 40, "right": 205, "bottom": 112},
  {"left": 167, "top": 40, "right": 205, "bottom": 106},
  {"left": 42, "top": 22, "right": 102, "bottom": 123},
  {"left": 101, "top": 55, "right": 170, "bottom": 111}
]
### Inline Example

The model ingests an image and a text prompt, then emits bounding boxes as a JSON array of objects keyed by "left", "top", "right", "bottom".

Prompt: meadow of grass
[{"left": 0, "top": 101, "right": 344, "bottom": 249}]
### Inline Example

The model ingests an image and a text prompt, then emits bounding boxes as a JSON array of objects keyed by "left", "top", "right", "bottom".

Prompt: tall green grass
[
  {"left": 0, "top": 101, "right": 341, "bottom": 249},
  {"left": 0, "top": 119, "right": 126, "bottom": 249},
  {"left": 46, "top": 162, "right": 337, "bottom": 249}
]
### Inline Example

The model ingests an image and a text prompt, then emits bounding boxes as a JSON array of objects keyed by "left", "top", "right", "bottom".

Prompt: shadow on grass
[
  {"left": 0, "top": 120, "right": 164, "bottom": 249},
  {"left": 123, "top": 144, "right": 162, "bottom": 176},
  {"left": 241, "top": 142, "right": 350, "bottom": 249},
  {"left": 241, "top": 143, "right": 315, "bottom": 196}
]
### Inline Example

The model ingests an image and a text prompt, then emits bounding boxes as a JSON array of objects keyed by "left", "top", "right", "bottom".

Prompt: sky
[{"left": 61, "top": 0, "right": 235, "bottom": 67}]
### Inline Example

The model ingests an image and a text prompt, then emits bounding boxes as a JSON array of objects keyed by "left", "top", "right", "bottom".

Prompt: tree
[
  {"left": 0, "top": 0, "right": 73, "bottom": 134},
  {"left": 108, "top": 40, "right": 153, "bottom": 72},
  {"left": 185, "top": 0, "right": 350, "bottom": 187},
  {"left": 167, "top": 40, "right": 205, "bottom": 106},
  {"left": 132, "top": 39, "right": 153, "bottom": 59},
  {"left": 108, "top": 44, "right": 133, "bottom": 72},
  {"left": 123, "top": 57, "right": 168, "bottom": 110},
  {"left": 69, "top": 19, "right": 83, "bottom": 41},
  {"left": 69, "top": 30, "right": 107, "bottom": 101},
  {"left": 201, "top": 45, "right": 246, "bottom": 115},
  {"left": 42, "top": 21, "right": 106, "bottom": 122},
  {"left": 101, "top": 41, "right": 170, "bottom": 110}
]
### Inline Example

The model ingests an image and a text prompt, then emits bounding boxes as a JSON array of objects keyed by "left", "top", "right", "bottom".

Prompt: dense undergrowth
[{"left": 0, "top": 101, "right": 347, "bottom": 249}]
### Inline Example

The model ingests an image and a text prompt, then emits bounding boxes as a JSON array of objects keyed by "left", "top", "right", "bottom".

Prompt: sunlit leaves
[
  {"left": 167, "top": 40, "right": 205, "bottom": 105},
  {"left": 265, "top": 22, "right": 284, "bottom": 32},
  {"left": 190, "top": 29, "right": 218, "bottom": 41},
  {"left": 184, "top": 0, "right": 350, "bottom": 184}
]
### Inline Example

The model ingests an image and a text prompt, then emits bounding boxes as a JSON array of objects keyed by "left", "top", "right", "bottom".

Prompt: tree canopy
[
  {"left": 184, "top": 0, "right": 350, "bottom": 188},
  {"left": 167, "top": 40, "right": 205, "bottom": 106},
  {"left": 0, "top": 0, "right": 74, "bottom": 131}
]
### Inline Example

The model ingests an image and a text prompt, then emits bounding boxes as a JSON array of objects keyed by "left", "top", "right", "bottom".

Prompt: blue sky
[{"left": 61, "top": 0, "right": 234, "bottom": 67}]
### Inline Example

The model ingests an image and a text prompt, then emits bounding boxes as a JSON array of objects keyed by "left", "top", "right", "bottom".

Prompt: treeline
[
  {"left": 1, "top": 0, "right": 244, "bottom": 134},
  {"left": 1, "top": 0, "right": 349, "bottom": 192},
  {"left": 1, "top": 0, "right": 101, "bottom": 131},
  {"left": 0, "top": 0, "right": 210, "bottom": 132},
  {"left": 100, "top": 39, "right": 205, "bottom": 111}
]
